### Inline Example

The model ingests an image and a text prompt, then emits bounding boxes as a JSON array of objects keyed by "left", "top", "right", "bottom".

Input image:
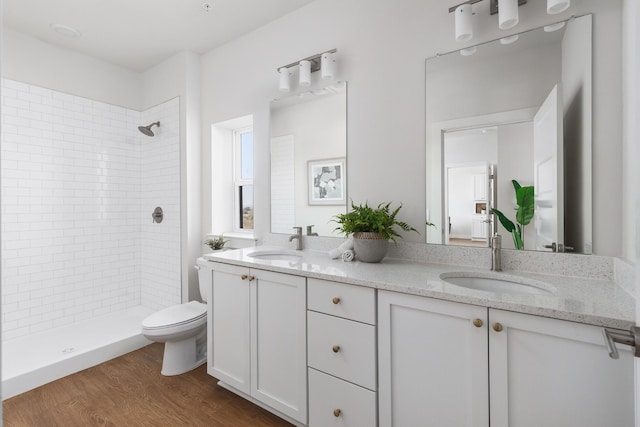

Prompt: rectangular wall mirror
[
  {"left": 270, "top": 82, "right": 347, "bottom": 237},
  {"left": 426, "top": 15, "right": 592, "bottom": 254}
]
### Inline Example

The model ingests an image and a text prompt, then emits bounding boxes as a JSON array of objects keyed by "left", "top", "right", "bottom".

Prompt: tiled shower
[{"left": 0, "top": 79, "right": 181, "bottom": 343}]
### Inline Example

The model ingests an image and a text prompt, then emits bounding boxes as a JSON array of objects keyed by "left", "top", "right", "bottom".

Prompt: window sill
[
  {"left": 210, "top": 232, "right": 256, "bottom": 241},
  {"left": 206, "top": 232, "right": 257, "bottom": 249}
]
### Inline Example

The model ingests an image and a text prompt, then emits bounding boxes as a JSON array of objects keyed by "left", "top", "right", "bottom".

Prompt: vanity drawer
[
  {"left": 308, "top": 278, "right": 376, "bottom": 325},
  {"left": 308, "top": 368, "right": 377, "bottom": 427},
  {"left": 308, "top": 311, "right": 376, "bottom": 390}
]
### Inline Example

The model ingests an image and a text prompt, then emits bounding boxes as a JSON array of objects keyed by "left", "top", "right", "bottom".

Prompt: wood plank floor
[{"left": 3, "top": 343, "right": 294, "bottom": 427}]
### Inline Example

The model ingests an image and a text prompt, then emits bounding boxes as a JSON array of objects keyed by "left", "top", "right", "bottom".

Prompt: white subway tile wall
[{"left": 1, "top": 80, "right": 181, "bottom": 340}]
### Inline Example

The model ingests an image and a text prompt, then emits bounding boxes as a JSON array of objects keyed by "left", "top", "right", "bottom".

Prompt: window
[
  {"left": 211, "top": 115, "right": 254, "bottom": 237},
  {"left": 234, "top": 128, "right": 253, "bottom": 231}
]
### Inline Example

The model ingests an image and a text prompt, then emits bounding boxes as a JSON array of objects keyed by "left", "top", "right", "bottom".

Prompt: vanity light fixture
[
  {"left": 547, "top": 0, "right": 570, "bottom": 15},
  {"left": 299, "top": 60, "right": 311, "bottom": 86},
  {"left": 498, "top": 0, "right": 519, "bottom": 30},
  {"left": 321, "top": 52, "right": 335, "bottom": 80},
  {"left": 276, "top": 49, "right": 337, "bottom": 92},
  {"left": 449, "top": 0, "right": 527, "bottom": 41},
  {"left": 278, "top": 67, "right": 291, "bottom": 92},
  {"left": 455, "top": 3, "right": 473, "bottom": 42}
]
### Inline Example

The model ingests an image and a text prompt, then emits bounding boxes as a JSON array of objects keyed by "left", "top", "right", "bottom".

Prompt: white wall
[
  {"left": 445, "top": 132, "right": 497, "bottom": 165},
  {"left": 200, "top": 0, "right": 623, "bottom": 255},
  {"left": 622, "top": 0, "right": 640, "bottom": 265},
  {"left": 210, "top": 125, "right": 235, "bottom": 235},
  {"left": 2, "top": 29, "right": 142, "bottom": 110},
  {"left": 562, "top": 15, "right": 593, "bottom": 254},
  {"left": 620, "top": 1, "right": 640, "bottom": 419},
  {"left": 142, "top": 51, "right": 202, "bottom": 302}
]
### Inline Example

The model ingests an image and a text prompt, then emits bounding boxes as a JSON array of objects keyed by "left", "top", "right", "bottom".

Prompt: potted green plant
[
  {"left": 332, "top": 201, "right": 418, "bottom": 262},
  {"left": 203, "top": 235, "right": 228, "bottom": 252},
  {"left": 491, "top": 180, "right": 534, "bottom": 250}
]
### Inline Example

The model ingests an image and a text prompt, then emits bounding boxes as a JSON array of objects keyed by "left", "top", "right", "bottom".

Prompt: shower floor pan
[{"left": 2, "top": 306, "right": 154, "bottom": 400}]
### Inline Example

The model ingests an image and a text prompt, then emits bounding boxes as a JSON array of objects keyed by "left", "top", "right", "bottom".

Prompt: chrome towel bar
[{"left": 602, "top": 327, "right": 640, "bottom": 359}]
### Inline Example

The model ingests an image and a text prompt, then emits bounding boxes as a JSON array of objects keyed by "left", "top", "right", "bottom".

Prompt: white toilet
[{"left": 142, "top": 257, "right": 213, "bottom": 376}]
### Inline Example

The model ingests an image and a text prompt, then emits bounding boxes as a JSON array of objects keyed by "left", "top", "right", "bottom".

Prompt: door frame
[{"left": 428, "top": 107, "right": 537, "bottom": 245}]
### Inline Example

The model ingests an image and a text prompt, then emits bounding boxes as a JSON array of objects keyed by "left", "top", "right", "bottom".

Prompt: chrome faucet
[
  {"left": 306, "top": 225, "right": 318, "bottom": 236},
  {"left": 491, "top": 234, "right": 502, "bottom": 271},
  {"left": 289, "top": 226, "right": 303, "bottom": 250}
]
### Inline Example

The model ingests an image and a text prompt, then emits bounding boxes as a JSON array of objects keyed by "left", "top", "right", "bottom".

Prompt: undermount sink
[
  {"left": 439, "top": 272, "right": 555, "bottom": 295},
  {"left": 247, "top": 250, "right": 302, "bottom": 262}
]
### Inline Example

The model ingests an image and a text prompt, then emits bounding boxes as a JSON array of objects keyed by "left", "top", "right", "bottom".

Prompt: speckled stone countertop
[{"left": 203, "top": 246, "right": 635, "bottom": 330}]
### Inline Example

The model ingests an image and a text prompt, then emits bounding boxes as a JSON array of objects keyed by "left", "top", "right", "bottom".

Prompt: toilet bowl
[{"left": 141, "top": 257, "right": 213, "bottom": 376}]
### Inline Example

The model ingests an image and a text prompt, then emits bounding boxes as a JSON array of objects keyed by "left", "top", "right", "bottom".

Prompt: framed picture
[{"left": 308, "top": 158, "right": 346, "bottom": 205}]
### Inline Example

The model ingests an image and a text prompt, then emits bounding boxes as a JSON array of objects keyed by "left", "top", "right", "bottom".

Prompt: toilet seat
[{"left": 142, "top": 301, "right": 206, "bottom": 330}]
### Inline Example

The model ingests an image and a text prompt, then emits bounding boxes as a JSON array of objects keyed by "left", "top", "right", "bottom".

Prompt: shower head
[{"left": 138, "top": 121, "right": 160, "bottom": 137}]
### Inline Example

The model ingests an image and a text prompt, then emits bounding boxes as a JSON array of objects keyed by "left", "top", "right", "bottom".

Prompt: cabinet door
[
  {"left": 208, "top": 263, "right": 251, "bottom": 395},
  {"left": 489, "top": 309, "right": 634, "bottom": 427},
  {"left": 378, "top": 290, "right": 489, "bottom": 427},
  {"left": 474, "top": 174, "right": 487, "bottom": 200},
  {"left": 251, "top": 269, "right": 307, "bottom": 423}
]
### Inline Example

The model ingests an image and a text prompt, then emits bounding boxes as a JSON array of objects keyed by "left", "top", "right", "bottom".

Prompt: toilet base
[{"left": 160, "top": 334, "right": 206, "bottom": 376}]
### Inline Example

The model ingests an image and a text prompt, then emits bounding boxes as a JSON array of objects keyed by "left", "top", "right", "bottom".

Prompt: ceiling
[{"left": 3, "top": 0, "right": 315, "bottom": 72}]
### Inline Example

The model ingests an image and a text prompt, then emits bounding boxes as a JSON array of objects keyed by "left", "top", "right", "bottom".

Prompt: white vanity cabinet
[
  {"left": 378, "top": 290, "right": 634, "bottom": 427},
  {"left": 207, "top": 262, "right": 307, "bottom": 424},
  {"left": 307, "top": 278, "right": 377, "bottom": 427},
  {"left": 488, "top": 309, "right": 634, "bottom": 427},
  {"left": 378, "top": 290, "right": 489, "bottom": 427}
]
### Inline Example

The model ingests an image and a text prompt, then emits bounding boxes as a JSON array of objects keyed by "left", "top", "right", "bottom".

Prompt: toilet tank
[{"left": 196, "top": 257, "right": 214, "bottom": 302}]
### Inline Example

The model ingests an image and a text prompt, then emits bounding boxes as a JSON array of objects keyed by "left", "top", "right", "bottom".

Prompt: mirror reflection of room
[
  {"left": 444, "top": 123, "right": 535, "bottom": 250},
  {"left": 426, "top": 14, "right": 592, "bottom": 253},
  {"left": 270, "top": 83, "right": 347, "bottom": 237}
]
